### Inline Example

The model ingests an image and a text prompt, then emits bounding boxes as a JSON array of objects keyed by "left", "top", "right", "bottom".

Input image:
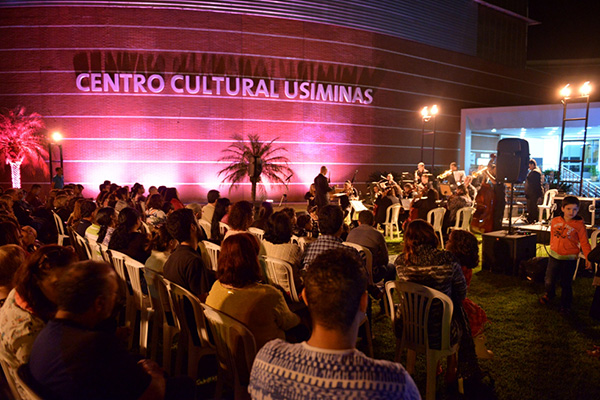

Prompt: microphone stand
[{"left": 278, "top": 174, "right": 293, "bottom": 207}]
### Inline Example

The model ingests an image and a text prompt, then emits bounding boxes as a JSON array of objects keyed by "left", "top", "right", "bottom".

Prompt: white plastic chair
[
  {"left": 343, "top": 242, "right": 374, "bottom": 285},
  {"left": 73, "top": 232, "right": 93, "bottom": 260},
  {"left": 296, "top": 236, "right": 315, "bottom": 252},
  {"left": 198, "top": 219, "right": 212, "bottom": 239},
  {"left": 201, "top": 303, "right": 257, "bottom": 400},
  {"left": 384, "top": 203, "right": 402, "bottom": 239},
  {"left": 219, "top": 222, "right": 230, "bottom": 237},
  {"left": 99, "top": 243, "right": 111, "bottom": 263},
  {"left": 108, "top": 250, "right": 136, "bottom": 350},
  {"left": 448, "top": 206, "right": 474, "bottom": 234},
  {"left": 124, "top": 257, "right": 153, "bottom": 357},
  {"left": 248, "top": 227, "right": 265, "bottom": 241},
  {"left": 52, "top": 211, "right": 69, "bottom": 246},
  {"left": 0, "top": 355, "right": 20, "bottom": 400},
  {"left": 144, "top": 271, "right": 181, "bottom": 375},
  {"left": 263, "top": 256, "right": 300, "bottom": 302},
  {"left": 427, "top": 207, "right": 446, "bottom": 248},
  {"left": 538, "top": 189, "right": 558, "bottom": 222},
  {"left": 87, "top": 239, "right": 104, "bottom": 262},
  {"left": 385, "top": 280, "right": 458, "bottom": 400},
  {"left": 202, "top": 240, "right": 221, "bottom": 272},
  {"left": 166, "top": 281, "right": 216, "bottom": 379}
]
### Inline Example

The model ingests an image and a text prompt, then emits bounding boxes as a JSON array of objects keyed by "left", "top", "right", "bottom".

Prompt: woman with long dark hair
[
  {"left": 108, "top": 207, "right": 150, "bottom": 263},
  {"left": 164, "top": 187, "right": 184, "bottom": 211},
  {"left": 395, "top": 219, "right": 479, "bottom": 384},
  {"left": 145, "top": 194, "right": 167, "bottom": 229},
  {"left": 210, "top": 197, "right": 231, "bottom": 244},
  {"left": 0, "top": 245, "right": 77, "bottom": 366},
  {"left": 206, "top": 233, "right": 300, "bottom": 350}
]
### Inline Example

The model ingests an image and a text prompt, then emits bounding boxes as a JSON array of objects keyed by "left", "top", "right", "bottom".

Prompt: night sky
[{"left": 527, "top": 0, "right": 600, "bottom": 60}]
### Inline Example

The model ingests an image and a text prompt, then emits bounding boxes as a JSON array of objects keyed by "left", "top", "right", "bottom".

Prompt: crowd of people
[{"left": 0, "top": 163, "right": 571, "bottom": 399}]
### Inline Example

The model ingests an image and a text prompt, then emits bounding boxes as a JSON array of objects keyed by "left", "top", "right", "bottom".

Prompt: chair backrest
[
  {"left": 145, "top": 271, "right": 179, "bottom": 331},
  {"left": 543, "top": 189, "right": 558, "bottom": 206},
  {"left": 74, "top": 232, "right": 93, "bottom": 260},
  {"left": 200, "top": 303, "right": 257, "bottom": 385},
  {"left": 385, "top": 280, "right": 454, "bottom": 352},
  {"left": 290, "top": 235, "right": 299, "bottom": 245},
  {"left": 219, "top": 222, "right": 229, "bottom": 237},
  {"left": 296, "top": 236, "right": 315, "bottom": 252},
  {"left": 202, "top": 240, "right": 221, "bottom": 272},
  {"left": 198, "top": 219, "right": 212, "bottom": 240},
  {"left": 167, "top": 281, "right": 212, "bottom": 349},
  {"left": 99, "top": 243, "right": 111, "bottom": 263},
  {"left": 591, "top": 229, "right": 600, "bottom": 250},
  {"left": 427, "top": 207, "right": 446, "bottom": 231},
  {"left": 385, "top": 203, "right": 402, "bottom": 224},
  {"left": 263, "top": 256, "right": 300, "bottom": 302},
  {"left": 454, "top": 206, "right": 474, "bottom": 231},
  {"left": 343, "top": 242, "right": 374, "bottom": 284},
  {"left": 52, "top": 211, "right": 66, "bottom": 235},
  {"left": 248, "top": 227, "right": 265, "bottom": 241},
  {"left": 124, "top": 257, "right": 148, "bottom": 311},
  {"left": 87, "top": 239, "right": 104, "bottom": 262},
  {"left": 109, "top": 250, "right": 134, "bottom": 299}
]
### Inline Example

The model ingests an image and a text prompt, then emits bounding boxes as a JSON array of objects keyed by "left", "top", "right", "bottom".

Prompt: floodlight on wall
[
  {"left": 48, "top": 131, "right": 64, "bottom": 183},
  {"left": 580, "top": 81, "right": 592, "bottom": 96}
]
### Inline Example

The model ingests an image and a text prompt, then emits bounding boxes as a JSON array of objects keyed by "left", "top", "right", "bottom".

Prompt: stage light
[
  {"left": 580, "top": 81, "right": 592, "bottom": 96},
  {"left": 430, "top": 104, "right": 438, "bottom": 115},
  {"left": 420, "top": 106, "right": 429, "bottom": 118},
  {"left": 51, "top": 131, "right": 63, "bottom": 142},
  {"left": 560, "top": 84, "right": 571, "bottom": 98}
]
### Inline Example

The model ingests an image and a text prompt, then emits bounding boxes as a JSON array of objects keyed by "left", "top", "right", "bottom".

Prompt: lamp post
[
  {"left": 48, "top": 131, "right": 63, "bottom": 183},
  {"left": 420, "top": 104, "right": 439, "bottom": 171},
  {"left": 558, "top": 82, "right": 592, "bottom": 196}
]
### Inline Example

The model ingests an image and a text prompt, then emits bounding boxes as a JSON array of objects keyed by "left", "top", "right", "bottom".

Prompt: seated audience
[
  {"left": 263, "top": 211, "right": 303, "bottom": 290},
  {"left": 86, "top": 207, "right": 116, "bottom": 247},
  {"left": 249, "top": 248, "right": 420, "bottom": 400},
  {"left": 446, "top": 229, "right": 493, "bottom": 359},
  {"left": 206, "top": 233, "right": 301, "bottom": 350},
  {"left": 145, "top": 225, "right": 178, "bottom": 274},
  {"left": 210, "top": 197, "right": 231, "bottom": 244},
  {"left": 301, "top": 205, "right": 361, "bottom": 269},
  {"left": 0, "top": 220, "right": 22, "bottom": 247},
  {"left": 202, "top": 189, "right": 220, "bottom": 223},
  {"left": 0, "top": 245, "right": 27, "bottom": 307},
  {"left": 294, "top": 213, "right": 313, "bottom": 237},
  {"left": 146, "top": 194, "right": 167, "bottom": 229},
  {"left": 224, "top": 200, "right": 254, "bottom": 238},
  {"left": 28, "top": 261, "right": 188, "bottom": 400},
  {"left": 114, "top": 186, "right": 131, "bottom": 214},
  {"left": 251, "top": 201, "right": 274, "bottom": 230},
  {"left": 395, "top": 219, "right": 477, "bottom": 383},
  {"left": 185, "top": 202, "right": 203, "bottom": 221},
  {"left": 446, "top": 185, "right": 471, "bottom": 228},
  {"left": 20, "top": 225, "right": 39, "bottom": 254},
  {"left": 53, "top": 194, "right": 71, "bottom": 223},
  {"left": 75, "top": 200, "right": 96, "bottom": 237},
  {"left": 66, "top": 197, "right": 85, "bottom": 228},
  {"left": 25, "top": 184, "right": 43, "bottom": 209},
  {"left": 164, "top": 187, "right": 184, "bottom": 210},
  {"left": 108, "top": 207, "right": 150, "bottom": 263},
  {"left": 346, "top": 210, "right": 396, "bottom": 283},
  {"left": 163, "top": 208, "right": 213, "bottom": 298},
  {"left": 0, "top": 245, "right": 77, "bottom": 367}
]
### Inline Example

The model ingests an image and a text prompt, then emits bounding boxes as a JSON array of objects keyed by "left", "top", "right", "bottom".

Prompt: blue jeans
[{"left": 544, "top": 257, "right": 577, "bottom": 309}]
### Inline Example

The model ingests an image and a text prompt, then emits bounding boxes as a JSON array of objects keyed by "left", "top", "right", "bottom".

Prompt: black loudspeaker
[
  {"left": 497, "top": 138, "right": 530, "bottom": 183},
  {"left": 482, "top": 231, "right": 537, "bottom": 275}
]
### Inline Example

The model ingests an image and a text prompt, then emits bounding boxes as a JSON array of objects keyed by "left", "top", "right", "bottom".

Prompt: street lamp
[
  {"left": 420, "top": 104, "right": 439, "bottom": 171},
  {"left": 48, "top": 131, "right": 64, "bottom": 184}
]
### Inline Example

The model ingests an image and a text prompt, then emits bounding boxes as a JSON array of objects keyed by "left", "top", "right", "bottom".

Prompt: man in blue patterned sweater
[{"left": 249, "top": 249, "right": 421, "bottom": 400}]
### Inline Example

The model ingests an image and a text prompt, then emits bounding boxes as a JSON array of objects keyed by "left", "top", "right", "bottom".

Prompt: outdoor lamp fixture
[
  {"left": 420, "top": 104, "right": 439, "bottom": 170},
  {"left": 48, "top": 131, "right": 64, "bottom": 183}
]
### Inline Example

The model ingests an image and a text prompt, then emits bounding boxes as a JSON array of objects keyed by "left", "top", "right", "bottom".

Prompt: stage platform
[{"left": 501, "top": 216, "right": 597, "bottom": 244}]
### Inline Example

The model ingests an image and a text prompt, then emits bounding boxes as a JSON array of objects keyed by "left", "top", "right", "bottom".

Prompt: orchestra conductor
[{"left": 314, "top": 165, "right": 332, "bottom": 209}]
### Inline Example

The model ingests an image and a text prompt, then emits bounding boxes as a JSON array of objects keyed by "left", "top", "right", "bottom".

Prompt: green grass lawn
[{"left": 372, "top": 237, "right": 600, "bottom": 400}]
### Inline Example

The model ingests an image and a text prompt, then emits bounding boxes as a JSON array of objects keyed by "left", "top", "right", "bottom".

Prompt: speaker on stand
[{"left": 497, "top": 138, "right": 530, "bottom": 234}]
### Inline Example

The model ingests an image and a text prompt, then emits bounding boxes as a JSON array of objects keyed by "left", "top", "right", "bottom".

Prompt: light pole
[
  {"left": 420, "top": 104, "right": 439, "bottom": 171},
  {"left": 48, "top": 131, "right": 63, "bottom": 183}
]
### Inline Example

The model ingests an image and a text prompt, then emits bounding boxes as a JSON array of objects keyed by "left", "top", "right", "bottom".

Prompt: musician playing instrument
[
  {"left": 482, "top": 154, "right": 505, "bottom": 231},
  {"left": 414, "top": 162, "right": 429, "bottom": 186},
  {"left": 381, "top": 173, "right": 402, "bottom": 197},
  {"left": 437, "top": 162, "right": 465, "bottom": 192},
  {"left": 416, "top": 173, "right": 434, "bottom": 194}
]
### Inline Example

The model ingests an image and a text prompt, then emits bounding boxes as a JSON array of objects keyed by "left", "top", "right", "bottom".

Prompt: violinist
[
  {"left": 374, "top": 187, "right": 399, "bottom": 228},
  {"left": 381, "top": 173, "right": 402, "bottom": 197},
  {"left": 339, "top": 180, "right": 359, "bottom": 219},
  {"left": 416, "top": 173, "right": 434, "bottom": 194}
]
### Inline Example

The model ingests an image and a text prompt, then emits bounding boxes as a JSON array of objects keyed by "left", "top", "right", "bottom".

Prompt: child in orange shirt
[{"left": 540, "top": 196, "right": 591, "bottom": 312}]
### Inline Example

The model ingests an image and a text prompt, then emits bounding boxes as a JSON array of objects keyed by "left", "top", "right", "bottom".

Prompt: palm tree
[
  {"left": 0, "top": 106, "right": 47, "bottom": 188},
  {"left": 218, "top": 134, "right": 294, "bottom": 204}
]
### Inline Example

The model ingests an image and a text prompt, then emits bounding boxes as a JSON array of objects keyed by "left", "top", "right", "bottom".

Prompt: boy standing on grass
[{"left": 540, "top": 195, "right": 591, "bottom": 312}]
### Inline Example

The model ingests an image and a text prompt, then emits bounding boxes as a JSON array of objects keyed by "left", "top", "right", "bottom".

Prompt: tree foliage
[
  {"left": 0, "top": 106, "right": 47, "bottom": 169},
  {"left": 218, "top": 134, "right": 293, "bottom": 202}
]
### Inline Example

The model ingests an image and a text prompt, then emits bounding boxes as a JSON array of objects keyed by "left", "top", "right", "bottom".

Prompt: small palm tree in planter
[
  {"left": 218, "top": 134, "right": 294, "bottom": 205},
  {"left": 0, "top": 106, "right": 47, "bottom": 188}
]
